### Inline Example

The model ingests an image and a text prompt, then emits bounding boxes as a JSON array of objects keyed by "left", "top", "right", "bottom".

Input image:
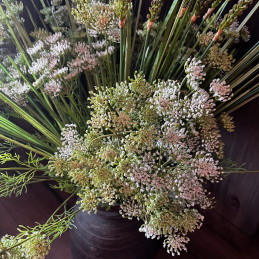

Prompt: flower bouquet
[{"left": 0, "top": 0, "right": 258, "bottom": 257}]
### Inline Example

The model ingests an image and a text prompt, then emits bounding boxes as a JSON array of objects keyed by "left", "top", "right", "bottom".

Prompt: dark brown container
[{"left": 70, "top": 205, "right": 158, "bottom": 259}]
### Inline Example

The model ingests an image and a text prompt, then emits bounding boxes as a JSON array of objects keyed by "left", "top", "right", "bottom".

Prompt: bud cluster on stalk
[{"left": 147, "top": 0, "right": 164, "bottom": 30}]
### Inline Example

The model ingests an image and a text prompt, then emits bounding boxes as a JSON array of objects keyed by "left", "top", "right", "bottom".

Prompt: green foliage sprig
[
  {"left": 0, "top": 152, "right": 47, "bottom": 197},
  {"left": 0, "top": 199, "right": 78, "bottom": 258},
  {"left": 0, "top": 141, "right": 15, "bottom": 155}
]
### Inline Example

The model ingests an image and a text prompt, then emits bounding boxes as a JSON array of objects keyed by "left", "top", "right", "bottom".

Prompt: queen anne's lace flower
[
  {"left": 27, "top": 40, "right": 44, "bottom": 55},
  {"left": 1, "top": 80, "right": 30, "bottom": 106},
  {"left": 44, "top": 80, "right": 63, "bottom": 97},
  {"left": 220, "top": 112, "right": 235, "bottom": 132},
  {"left": 207, "top": 44, "right": 235, "bottom": 72},
  {"left": 27, "top": 33, "right": 100, "bottom": 96},
  {"left": 185, "top": 58, "right": 206, "bottom": 90},
  {"left": 163, "top": 234, "right": 189, "bottom": 256},
  {"left": 45, "top": 32, "right": 63, "bottom": 44},
  {"left": 55, "top": 124, "right": 84, "bottom": 159},
  {"left": 50, "top": 39, "right": 71, "bottom": 55},
  {"left": 21, "top": 233, "right": 50, "bottom": 258},
  {"left": 50, "top": 72, "right": 224, "bottom": 255},
  {"left": 72, "top": 1, "right": 119, "bottom": 34},
  {"left": 29, "top": 57, "right": 49, "bottom": 74},
  {"left": 209, "top": 79, "right": 232, "bottom": 102}
]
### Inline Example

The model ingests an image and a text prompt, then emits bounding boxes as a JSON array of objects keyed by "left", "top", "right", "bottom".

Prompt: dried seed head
[{"left": 72, "top": 1, "right": 118, "bottom": 33}]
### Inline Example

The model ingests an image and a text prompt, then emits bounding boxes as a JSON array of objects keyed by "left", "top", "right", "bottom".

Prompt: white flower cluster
[
  {"left": 1, "top": 232, "right": 50, "bottom": 259},
  {"left": 56, "top": 124, "right": 83, "bottom": 159},
  {"left": 0, "top": 54, "right": 30, "bottom": 106},
  {"left": 44, "top": 80, "right": 63, "bottom": 97},
  {"left": 68, "top": 42, "right": 97, "bottom": 74},
  {"left": 50, "top": 71, "right": 225, "bottom": 256},
  {"left": 0, "top": 80, "right": 30, "bottom": 106},
  {"left": 185, "top": 58, "right": 206, "bottom": 90},
  {"left": 209, "top": 79, "right": 232, "bottom": 102},
  {"left": 27, "top": 33, "right": 99, "bottom": 97}
]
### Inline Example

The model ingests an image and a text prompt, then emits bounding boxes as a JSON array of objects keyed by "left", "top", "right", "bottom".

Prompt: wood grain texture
[
  {"left": 0, "top": 182, "right": 73, "bottom": 259},
  {"left": 212, "top": 98, "right": 259, "bottom": 238}
]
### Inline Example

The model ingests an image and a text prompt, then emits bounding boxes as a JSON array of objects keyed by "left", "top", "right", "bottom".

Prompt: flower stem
[
  {"left": 120, "top": 28, "right": 124, "bottom": 82},
  {"left": 140, "top": 30, "right": 150, "bottom": 72}
]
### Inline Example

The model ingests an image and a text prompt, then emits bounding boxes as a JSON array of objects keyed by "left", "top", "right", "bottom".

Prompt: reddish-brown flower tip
[
  {"left": 147, "top": 20, "right": 154, "bottom": 31},
  {"left": 179, "top": 7, "right": 188, "bottom": 18},
  {"left": 204, "top": 8, "right": 215, "bottom": 19},
  {"left": 119, "top": 17, "right": 126, "bottom": 29},
  {"left": 213, "top": 29, "right": 223, "bottom": 42},
  {"left": 191, "top": 14, "right": 200, "bottom": 24}
]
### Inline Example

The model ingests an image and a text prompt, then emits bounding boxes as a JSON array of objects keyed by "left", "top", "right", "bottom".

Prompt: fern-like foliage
[
  {"left": 0, "top": 141, "right": 15, "bottom": 155},
  {"left": 0, "top": 202, "right": 78, "bottom": 258},
  {"left": 0, "top": 170, "right": 36, "bottom": 197},
  {"left": 220, "top": 159, "right": 246, "bottom": 178},
  {"left": 0, "top": 152, "right": 48, "bottom": 197}
]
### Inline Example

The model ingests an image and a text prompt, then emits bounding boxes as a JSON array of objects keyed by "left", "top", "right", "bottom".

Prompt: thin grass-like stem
[
  {"left": 120, "top": 28, "right": 124, "bottom": 82},
  {"left": 140, "top": 30, "right": 150, "bottom": 72},
  {"left": 132, "top": 0, "right": 142, "bottom": 53}
]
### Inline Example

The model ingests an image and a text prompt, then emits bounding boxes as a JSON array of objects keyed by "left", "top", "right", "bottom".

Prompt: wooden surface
[
  {"left": 0, "top": 181, "right": 259, "bottom": 259},
  {"left": 0, "top": 183, "right": 73, "bottom": 259},
  {"left": 212, "top": 97, "right": 259, "bottom": 239}
]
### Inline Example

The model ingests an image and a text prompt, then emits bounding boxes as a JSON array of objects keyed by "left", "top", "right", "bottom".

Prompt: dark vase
[{"left": 70, "top": 205, "right": 158, "bottom": 259}]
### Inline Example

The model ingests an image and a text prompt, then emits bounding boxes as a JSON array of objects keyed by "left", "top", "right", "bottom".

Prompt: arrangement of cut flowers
[{"left": 0, "top": 0, "right": 258, "bottom": 257}]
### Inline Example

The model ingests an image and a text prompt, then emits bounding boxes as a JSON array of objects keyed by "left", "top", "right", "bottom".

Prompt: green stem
[
  {"left": 174, "top": 1, "right": 228, "bottom": 79},
  {"left": 0, "top": 210, "right": 80, "bottom": 255},
  {"left": 26, "top": 99, "right": 60, "bottom": 137},
  {"left": 65, "top": 0, "right": 77, "bottom": 31},
  {"left": 132, "top": 0, "right": 142, "bottom": 53},
  {"left": 0, "top": 134, "right": 52, "bottom": 158},
  {"left": 215, "top": 0, "right": 229, "bottom": 23},
  {"left": 158, "top": 7, "right": 190, "bottom": 79},
  {"left": 149, "top": 1, "right": 184, "bottom": 81},
  {"left": 0, "top": 5, "right": 30, "bottom": 68},
  {"left": 84, "top": 73, "right": 94, "bottom": 94},
  {"left": 120, "top": 28, "right": 124, "bottom": 82},
  {"left": 168, "top": 21, "right": 205, "bottom": 79},
  {"left": 68, "top": 94, "right": 85, "bottom": 122},
  {"left": 30, "top": 0, "right": 48, "bottom": 30},
  {"left": 105, "top": 35, "right": 113, "bottom": 86},
  {"left": 197, "top": 40, "right": 214, "bottom": 60},
  {"left": 124, "top": 11, "right": 132, "bottom": 81},
  {"left": 45, "top": 190, "right": 78, "bottom": 225},
  {"left": 140, "top": 30, "right": 150, "bottom": 72},
  {"left": 146, "top": 0, "right": 180, "bottom": 81},
  {"left": 0, "top": 168, "right": 46, "bottom": 171}
]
